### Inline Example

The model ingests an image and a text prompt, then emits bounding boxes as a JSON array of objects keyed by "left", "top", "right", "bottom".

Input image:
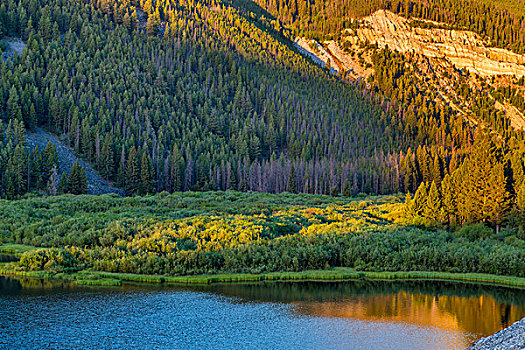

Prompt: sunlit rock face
[{"left": 354, "top": 10, "right": 525, "bottom": 77}]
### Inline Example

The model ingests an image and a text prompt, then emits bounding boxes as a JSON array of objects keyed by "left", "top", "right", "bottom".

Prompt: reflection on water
[
  {"left": 186, "top": 280, "right": 525, "bottom": 340},
  {"left": 1, "top": 277, "right": 524, "bottom": 349}
]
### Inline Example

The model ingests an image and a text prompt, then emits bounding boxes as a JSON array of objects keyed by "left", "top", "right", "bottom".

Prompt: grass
[
  {"left": 2, "top": 265, "right": 524, "bottom": 289},
  {"left": 0, "top": 244, "right": 38, "bottom": 256},
  {"left": 73, "top": 278, "right": 122, "bottom": 286}
]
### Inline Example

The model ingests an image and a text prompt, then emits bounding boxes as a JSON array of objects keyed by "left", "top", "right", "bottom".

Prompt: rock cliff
[
  {"left": 353, "top": 10, "right": 525, "bottom": 77},
  {"left": 294, "top": 10, "right": 525, "bottom": 130}
]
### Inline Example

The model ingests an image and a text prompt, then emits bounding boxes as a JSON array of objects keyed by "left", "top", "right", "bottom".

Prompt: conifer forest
[{"left": 1, "top": 0, "right": 525, "bottom": 286}]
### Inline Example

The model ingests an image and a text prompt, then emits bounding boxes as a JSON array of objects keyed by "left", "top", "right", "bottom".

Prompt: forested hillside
[
  {"left": 1, "top": 0, "right": 525, "bottom": 232},
  {"left": 0, "top": 0, "right": 405, "bottom": 199}
]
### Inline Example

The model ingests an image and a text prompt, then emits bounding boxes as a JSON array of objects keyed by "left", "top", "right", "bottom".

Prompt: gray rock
[
  {"left": 25, "top": 128, "right": 125, "bottom": 196},
  {"left": 469, "top": 318, "right": 525, "bottom": 350}
]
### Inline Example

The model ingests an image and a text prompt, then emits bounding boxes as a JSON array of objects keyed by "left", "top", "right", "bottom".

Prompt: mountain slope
[
  {"left": 295, "top": 10, "right": 525, "bottom": 130},
  {"left": 0, "top": 0, "right": 409, "bottom": 198}
]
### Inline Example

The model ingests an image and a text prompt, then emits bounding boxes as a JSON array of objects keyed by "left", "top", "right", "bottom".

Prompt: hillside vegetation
[
  {"left": 0, "top": 192, "right": 524, "bottom": 279},
  {"left": 0, "top": 0, "right": 525, "bottom": 234}
]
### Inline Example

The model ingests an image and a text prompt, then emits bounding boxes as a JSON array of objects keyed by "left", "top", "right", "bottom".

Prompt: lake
[{"left": 1, "top": 276, "right": 524, "bottom": 349}]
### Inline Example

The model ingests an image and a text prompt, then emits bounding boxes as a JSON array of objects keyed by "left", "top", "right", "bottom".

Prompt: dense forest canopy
[{"left": 0, "top": 0, "right": 524, "bottom": 232}]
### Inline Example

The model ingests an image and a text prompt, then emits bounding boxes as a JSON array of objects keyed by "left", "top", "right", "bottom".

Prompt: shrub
[
  {"left": 454, "top": 223, "right": 494, "bottom": 241},
  {"left": 19, "top": 248, "right": 77, "bottom": 272}
]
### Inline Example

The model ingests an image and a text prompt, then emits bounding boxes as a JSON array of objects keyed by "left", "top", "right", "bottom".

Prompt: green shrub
[
  {"left": 454, "top": 223, "right": 494, "bottom": 241},
  {"left": 19, "top": 248, "right": 77, "bottom": 272}
]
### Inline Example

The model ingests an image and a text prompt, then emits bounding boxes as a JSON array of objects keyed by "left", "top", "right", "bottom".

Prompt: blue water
[{"left": 1, "top": 278, "right": 524, "bottom": 349}]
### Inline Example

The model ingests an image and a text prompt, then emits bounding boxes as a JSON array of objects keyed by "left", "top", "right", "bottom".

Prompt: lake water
[{"left": 1, "top": 277, "right": 524, "bottom": 349}]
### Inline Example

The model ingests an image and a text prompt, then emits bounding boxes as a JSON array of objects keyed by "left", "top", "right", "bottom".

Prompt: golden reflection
[{"left": 292, "top": 291, "right": 525, "bottom": 338}]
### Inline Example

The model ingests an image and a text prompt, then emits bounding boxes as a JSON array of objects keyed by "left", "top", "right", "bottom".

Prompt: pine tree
[
  {"left": 412, "top": 182, "right": 428, "bottom": 216},
  {"left": 58, "top": 172, "right": 68, "bottom": 194},
  {"left": 31, "top": 146, "right": 44, "bottom": 190},
  {"left": 432, "top": 155, "right": 443, "bottom": 184},
  {"left": 403, "top": 192, "right": 416, "bottom": 218},
  {"left": 7, "top": 86, "right": 21, "bottom": 122},
  {"left": 485, "top": 162, "right": 511, "bottom": 233},
  {"left": 100, "top": 134, "right": 114, "bottom": 179},
  {"left": 139, "top": 152, "right": 155, "bottom": 195},
  {"left": 440, "top": 173, "right": 456, "bottom": 227},
  {"left": 342, "top": 179, "right": 352, "bottom": 197},
  {"left": 43, "top": 142, "right": 58, "bottom": 182},
  {"left": 68, "top": 161, "right": 87, "bottom": 194},
  {"left": 126, "top": 147, "right": 140, "bottom": 195},
  {"left": 146, "top": 12, "right": 159, "bottom": 37},
  {"left": 423, "top": 181, "right": 442, "bottom": 221}
]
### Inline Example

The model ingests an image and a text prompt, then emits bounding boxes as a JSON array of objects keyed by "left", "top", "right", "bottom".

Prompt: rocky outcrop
[
  {"left": 353, "top": 10, "right": 525, "bottom": 77},
  {"left": 26, "top": 128, "right": 124, "bottom": 196},
  {"left": 469, "top": 317, "right": 525, "bottom": 350},
  {"left": 1, "top": 38, "right": 26, "bottom": 61},
  {"left": 292, "top": 10, "right": 525, "bottom": 131},
  {"left": 294, "top": 37, "right": 339, "bottom": 74}
]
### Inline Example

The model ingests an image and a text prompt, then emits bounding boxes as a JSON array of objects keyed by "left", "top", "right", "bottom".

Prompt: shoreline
[
  {"left": 469, "top": 318, "right": 525, "bottom": 349},
  {"left": 1, "top": 265, "right": 525, "bottom": 289}
]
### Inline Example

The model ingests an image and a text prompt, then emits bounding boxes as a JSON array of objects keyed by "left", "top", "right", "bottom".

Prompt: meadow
[{"left": 1, "top": 191, "right": 524, "bottom": 286}]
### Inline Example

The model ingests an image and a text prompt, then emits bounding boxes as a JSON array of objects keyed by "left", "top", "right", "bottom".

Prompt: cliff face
[
  {"left": 353, "top": 10, "right": 525, "bottom": 77},
  {"left": 293, "top": 37, "right": 338, "bottom": 74},
  {"left": 294, "top": 10, "right": 525, "bottom": 130}
]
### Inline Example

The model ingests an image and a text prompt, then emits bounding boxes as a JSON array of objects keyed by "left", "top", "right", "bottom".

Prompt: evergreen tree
[
  {"left": 58, "top": 172, "right": 69, "bottom": 194},
  {"left": 403, "top": 192, "right": 416, "bottom": 218},
  {"left": 100, "top": 134, "right": 114, "bottom": 179},
  {"left": 412, "top": 182, "right": 428, "bottom": 216},
  {"left": 126, "top": 147, "right": 140, "bottom": 195},
  {"left": 485, "top": 162, "right": 511, "bottom": 233},
  {"left": 440, "top": 173, "right": 456, "bottom": 227},
  {"left": 43, "top": 142, "right": 58, "bottom": 181},
  {"left": 68, "top": 161, "right": 87, "bottom": 194},
  {"left": 7, "top": 86, "right": 22, "bottom": 122},
  {"left": 139, "top": 152, "right": 155, "bottom": 195},
  {"left": 146, "top": 12, "right": 159, "bottom": 37},
  {"left": 423, "top": 181, "right": 442, "bottom": 221}
]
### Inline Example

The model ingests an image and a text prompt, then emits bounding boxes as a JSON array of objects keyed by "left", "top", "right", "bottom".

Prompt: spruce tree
[
  {"left": 58, "top": 172, "right": 68, "bottom": 194},
  {"left": 440, "top": 173, "right": 457, "bottom": 227},
  {"left": 126, "top": 147, "right": 140, "bottom": 195},
  {"left": 403, "top": 192, "right": 416, "bottom": 218},
  {"left": 423, "top": 181, "right": 442, "bottom": 221},
  {"left": 68, "top": 161, "right": 87, "bottom": 194},
  {"left": 43, "top": 142, "right": 58, "bottom": 181},
  {"left": 412, "top": 182, "right": 428, "bottom": 216},
  {"left": 485, "top": 162, "right": 511, "bottom": 233},
  {"left": 100, "top": 134, "right": 114, "bottom": 179},
  {"left": 7, "top": 86, "right": 21, "bottom": 121},
  {"left": 140, "top": 152, "right": 154, "bottom": 195}
]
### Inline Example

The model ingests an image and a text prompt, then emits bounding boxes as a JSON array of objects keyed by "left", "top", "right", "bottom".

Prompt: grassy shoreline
[{"left": 1, "top": 264, "right": 525, "bottom": 289}]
